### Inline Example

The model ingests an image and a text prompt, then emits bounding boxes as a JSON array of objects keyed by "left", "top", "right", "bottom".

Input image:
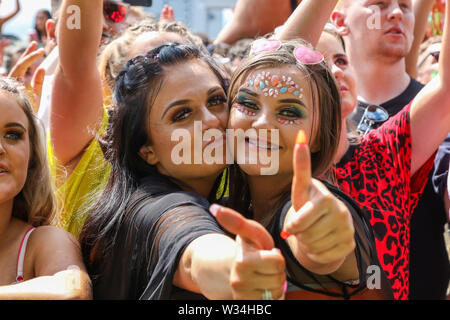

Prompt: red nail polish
[{"left": 280, "top": 230, "right": 291, "bottom": 240}]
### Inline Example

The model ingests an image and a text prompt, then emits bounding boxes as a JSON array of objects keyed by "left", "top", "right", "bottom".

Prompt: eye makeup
[{"left": 234, "top": 90, "right": 306, "bottom": 126}]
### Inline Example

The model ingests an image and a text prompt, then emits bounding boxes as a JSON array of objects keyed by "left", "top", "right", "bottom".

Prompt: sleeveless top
[{"left": 15, "top": 227, "right": 35, "bottom": 283}]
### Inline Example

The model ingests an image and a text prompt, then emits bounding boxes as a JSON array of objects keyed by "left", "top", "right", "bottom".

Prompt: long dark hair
[{"left": 80, "top": 43, "right": 229, "bottom": 268}]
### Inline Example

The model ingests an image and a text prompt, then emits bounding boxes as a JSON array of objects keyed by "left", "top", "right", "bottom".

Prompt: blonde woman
[{"left": 0, "top": 78, "right": 91, "bottom": 299}]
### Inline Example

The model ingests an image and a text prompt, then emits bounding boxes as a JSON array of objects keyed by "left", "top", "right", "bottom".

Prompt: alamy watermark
[
  {"left": 66, "top": 5, "right": 81, "bottom": 30},
  {"left": 171, "top": 121, "right": 280, "bottom": 175}
]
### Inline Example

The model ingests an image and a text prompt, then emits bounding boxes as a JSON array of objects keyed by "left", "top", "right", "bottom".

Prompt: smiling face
[
  {"left": 317, "top": 32, "right": 357, "bottom": 118},
  {"left": 0, "top": 92, "right": 30, "bottom": 207},
  {"left": 228, "top": 65, "right": 318, "bottom": 177},
  {"left": 343, "top": 0, "right": 414, "bottom": 62},
  {"left": 142, "top": 59, "right": 229, "bottom": 184}
]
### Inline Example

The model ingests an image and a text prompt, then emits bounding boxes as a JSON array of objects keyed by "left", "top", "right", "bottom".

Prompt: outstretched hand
[
  {"left": 282, "top": 130, "right": 355, "bottom": 268},
  {"left": 8, "top": 41, "right": 45, "bottom": 82},
  {"left": 210, "top": 204, "right": 286, "bottom": 300}
]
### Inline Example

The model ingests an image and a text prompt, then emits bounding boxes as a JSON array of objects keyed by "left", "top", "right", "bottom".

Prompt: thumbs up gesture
[
  {"left": 210, "top": 204, "right": 286, "bottom": 300},
  {"left": 281, "top": 130, "right": 356, "bottom": 273}
]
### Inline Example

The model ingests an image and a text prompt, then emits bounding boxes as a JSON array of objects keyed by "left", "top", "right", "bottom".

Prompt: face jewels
[
  {"left": 277, "top": 118, "right": 302, "bottom": 125},
  {"left": 247, "top": 71, "right": 304, "bottom": 99},
  {"left": 234, "top": 104, "right": 256, "bottom": 116}
]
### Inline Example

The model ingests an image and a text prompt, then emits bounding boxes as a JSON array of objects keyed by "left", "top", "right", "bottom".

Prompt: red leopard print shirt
[{"left": 334, "top": 103, "right": 435, "bottom": 300}]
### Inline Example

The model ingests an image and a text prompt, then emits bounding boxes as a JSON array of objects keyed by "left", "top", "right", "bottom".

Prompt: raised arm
[
  {"left": 50, "top": 0, "right": 104, "bottom": 166},
  {"left": 410, "top": 1, "right": 450, "bottom": 176},
  {"left": 214, "top": 0, "right": 293, "bottom": 45},
  {"left": 405, "top": 0, "right": 436, "bottom": 78},
  {"left": 0, "top": 0, "right": 21, "bottom": 29},
  {"left": 276, "top": 0, "right": 338, "bottom": 47}
]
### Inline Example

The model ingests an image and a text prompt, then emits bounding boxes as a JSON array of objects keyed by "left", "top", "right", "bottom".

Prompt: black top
[
  {"left": 433, "top": 134, "right": 450, "bottom": 199},
  {"left": 271, "top": 182, "right": 394, "bottom": 300},
  {"left": 347, "top": 76, "right": 449, "bottom": 299},
  {"left": 349, "top": 77, "right": 424, "bottom": 125},
  {"left": 290, "top": 0, "right": 299, "bottom": 12},
  {"left": 91, "top": 175, "right": 226, "bottom": 300}
]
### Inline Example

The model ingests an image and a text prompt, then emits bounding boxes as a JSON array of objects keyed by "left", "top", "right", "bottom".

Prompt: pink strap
[{"left": 16, "top": 227, "right": 35, "bottom": 282}]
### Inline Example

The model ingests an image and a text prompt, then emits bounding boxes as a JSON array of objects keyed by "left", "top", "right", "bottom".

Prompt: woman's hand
[
  {"left": 210, "top": 204, "right": 286, "bottom": 300},
  {"left": 282, "top": 130, "right": 356, "bottom": 274},
  {"left": 8, "top": 41, "right": 45, "bottom": 82}
]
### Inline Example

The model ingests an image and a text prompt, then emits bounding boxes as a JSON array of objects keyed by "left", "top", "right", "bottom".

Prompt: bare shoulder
[
  {"left": 27, "top": 226, "right": 85, "bottom": 275},
  {"left": 29, "top": 226, "right": 79, "bottom": 248}
]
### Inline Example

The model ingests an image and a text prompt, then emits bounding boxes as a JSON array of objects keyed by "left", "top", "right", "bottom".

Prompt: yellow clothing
[{"left": 48, "top": 109, "right": 111, "bottom": 239}]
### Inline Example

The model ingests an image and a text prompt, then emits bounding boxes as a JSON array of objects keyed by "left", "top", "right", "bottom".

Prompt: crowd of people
[{"left": 0, "top": 0, "right": 448, "bottom": 301}]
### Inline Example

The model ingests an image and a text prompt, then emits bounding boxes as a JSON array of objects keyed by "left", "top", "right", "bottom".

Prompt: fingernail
[
  {"left": 209, "top": 204, "right": 222, "bottom": 217},
  {"left": 295, "top": 130, "right": 307, "bottom": 145},
  {"left": 273, "top": 248, "right": 282, "bottom": 254},
  {"left": 283, "top": 281, "right": 288, "bottom": 294},
  {"left": 280, "top": 230, "right": 291, "bottom": 240}
]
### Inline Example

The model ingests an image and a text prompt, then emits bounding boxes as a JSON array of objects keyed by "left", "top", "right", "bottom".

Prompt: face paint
[{"left": 246, "top": 71, "right": 304, "bottom": 99}]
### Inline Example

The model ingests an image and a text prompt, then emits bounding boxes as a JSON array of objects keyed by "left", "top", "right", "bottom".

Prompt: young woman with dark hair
[{"left": 79, "top": 42, "right": 287, "bottom": 300}]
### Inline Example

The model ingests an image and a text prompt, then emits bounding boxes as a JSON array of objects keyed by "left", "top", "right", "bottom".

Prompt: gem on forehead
[
  {"left": 271, "top": 76, "right": 280, "bottom": 86},
  {"left": 250, "top": 71, "right": 304, "bottom": 98}
]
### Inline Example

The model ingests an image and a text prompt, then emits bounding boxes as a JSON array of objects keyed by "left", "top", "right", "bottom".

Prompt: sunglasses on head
[
  {"left": 430, "top": 51, "right": 440, "bottom": 62},
  {"left": 356, "top": 105, "right": 389, "bottom": 136},
  {"left": 104, "top": 1, "right": 128, "bottom": 23},
  {"left": 249, "top": 38, "right": 325, "bottom": 65}
]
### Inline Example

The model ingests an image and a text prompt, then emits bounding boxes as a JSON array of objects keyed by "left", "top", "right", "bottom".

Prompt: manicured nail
[
  {"left": 209, "top": 204, "right": 222, "bottom": 217},
  {"left": 280, "top": 230, "right": 291, "bottom": 240},
  {"left": 295, "top": 130, "right": 307, "bottom": 145},
  {"left": 283, "top": 281, "right": 288, "bottom": 294}
]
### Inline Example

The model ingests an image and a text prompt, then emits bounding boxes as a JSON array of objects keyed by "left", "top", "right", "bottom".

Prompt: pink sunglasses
[{"left": 249, "top": 38, "right": 324, "bottom": 65}]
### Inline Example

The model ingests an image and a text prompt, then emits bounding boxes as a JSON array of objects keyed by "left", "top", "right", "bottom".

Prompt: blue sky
[{"left": 1, "top": 0, "right": 51, "bottom": 40}]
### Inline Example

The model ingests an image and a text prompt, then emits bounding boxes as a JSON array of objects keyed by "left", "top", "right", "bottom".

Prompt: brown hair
[
  {"left": 0, "top": 78, "right": 56, "bottom": 226},
  {"left": 227, "top": 39, "right": 341, "bottom": 215},
  {"left": 228, "top": 38, "right": 342, "bottom": 177}
]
